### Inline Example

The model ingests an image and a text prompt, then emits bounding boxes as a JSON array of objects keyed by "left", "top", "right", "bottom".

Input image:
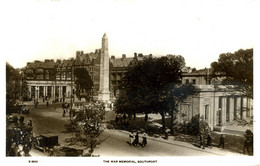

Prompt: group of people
[
  {"left": 115, "top": 113, "right": 130, "bottom": 130},
  {"left": 199, "top": 129, "right": 212, "bottom": 149},
  {"left": 129, "top": 132, "right": 147, "bottom": 147},
  {"left": 199, "top": 128, "right": 253, "bottom": 155},
  {"left": 62, "top": 102, "right": 70, "bottom": 117},
  {"left": 7, "top": 115, "right": 34, "bottom": 156}
]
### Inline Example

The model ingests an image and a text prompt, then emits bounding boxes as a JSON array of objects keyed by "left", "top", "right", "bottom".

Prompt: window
[
  {"left": 25, "top": 69, "right": 34, "bottom": 79},
  {"left": 185, "top": 79, "right": 189, "bottom": 84},
  {"left": 45, "top": 70, "right": 49, "bottom": 79},
  {"left": 35, "top": 69, "right": 43, "bottom": 80},
  {"left": 56, "top": 69, "right": 60, "bottom": 80},
  {"left": 66, "top": 71, "right": 71, "bottom": 80},
  {"left": 192, "top": 79, "right": 196, "bottom": 84}
]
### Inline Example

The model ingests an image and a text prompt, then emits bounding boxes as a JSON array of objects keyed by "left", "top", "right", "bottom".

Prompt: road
[
  {"left": 94, "top": 129, "right": 241, "bottom": 156},
  {"left": 21, "top": 102, "right": 241, "bottom": 157}
]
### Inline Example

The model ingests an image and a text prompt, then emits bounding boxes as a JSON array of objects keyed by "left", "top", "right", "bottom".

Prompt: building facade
[{"left": 22, "top": 34, "right": 253, "bottom": 130}]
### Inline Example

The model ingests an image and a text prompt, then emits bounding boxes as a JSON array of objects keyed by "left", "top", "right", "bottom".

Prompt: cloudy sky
[{"left": 0, "top": 0, "right": 257, "bottom": 69}]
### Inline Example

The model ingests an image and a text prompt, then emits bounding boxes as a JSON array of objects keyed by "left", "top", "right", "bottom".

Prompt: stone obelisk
[{"left": 98, "top": 33, "right": 110, "bottom": 101}]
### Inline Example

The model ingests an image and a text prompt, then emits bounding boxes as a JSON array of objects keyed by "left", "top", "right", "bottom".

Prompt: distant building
[{"left": 22, "top": 34, "right": 253, "bottom": 130}]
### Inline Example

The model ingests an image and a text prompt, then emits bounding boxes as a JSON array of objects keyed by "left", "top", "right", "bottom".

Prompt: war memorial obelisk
[{"left": 98, "top": 33, "right": 110, "bottom": 101}]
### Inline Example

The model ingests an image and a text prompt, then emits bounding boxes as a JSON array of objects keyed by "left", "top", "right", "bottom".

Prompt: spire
[{"left": 103, "top": 33, "right": 108, "bottom": 38}]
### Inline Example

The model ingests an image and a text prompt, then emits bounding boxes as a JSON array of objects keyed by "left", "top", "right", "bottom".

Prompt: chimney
[
  {"left": 122, "top": 54, "right": 126, "bottom": 59},
  {"left": 34, "top": 60, "right": 41, "bottom": 63},
  {"left": 138, "top": 53, "right": 143, "bottom": 57},
  {"left": 45, "top": 59, "right": 50, "bottom": 63},
  {"left": 149, "top": 54, "right": 153, "bottom": 58},
  {"left": 56, "top": 59, "right": 61, "bottom": 63},
  {"left": 134, "top": 53, "right": 137, "bottom": 58},
  {"left": 76, "top": 51, "right": 80, "bottom": 56},
  {"left": 111, "top": 55, "right": 115, "bottom": 60}
]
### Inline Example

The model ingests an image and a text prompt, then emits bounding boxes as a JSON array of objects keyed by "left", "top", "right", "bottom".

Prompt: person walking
[
  {"left": 199, "top": 132, "right": 205, "bottom": 149},
  {"left": 243, "top": 129, "right": 253, "bottom": 155},
  {"left": 129, "top": 132, "right": 134, "bottom": 146},
  {"left": 141, "top": 133, "right": 147, "bottom": 147},
  {"left": 62, "top": 103, "right": 66, "bottom": 117},
  {"left": 133, "top": 133, "right": 139, "bottom": 147},
  {"left": 206, "top": 133, "right": 212, "bottom": 148},
  {"left": 46, "top": 97, "right": 49, "bottom": 108},
  {"left": 218, "top": 134, "right": 225, "bottom": 149}
]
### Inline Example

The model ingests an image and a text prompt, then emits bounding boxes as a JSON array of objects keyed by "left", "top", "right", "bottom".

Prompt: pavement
[
  {"left": 14, "top": 100, "right": 248, "bottom": 156},
  {"left": 93, "top": 129, "right": 242, "bottom": 156}
]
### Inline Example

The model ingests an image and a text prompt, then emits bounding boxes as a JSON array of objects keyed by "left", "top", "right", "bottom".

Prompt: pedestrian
[
  {"left": 62, "top": 103, "right": 66, "bottom": 117},
  {"left": 133, "top": 133, "right": 139, "bottom": 147},
  {"left": 142, "top": 133, "right": 147, "bottom": 147},
  {"left": 8, "top": 143, "right": 16, "bottom": 156},
  {"left": 115, "top": 115, "right": 119, "bottom": 126},
  {"left": 46, "top": 97, "right": 49, "bottom": 108},
  {"left": 125, "top": 120, "right": 129, "bottom": 130},
  {"left": 199, "top": 132, "right": 205, "bottom": 149},
  {"left": 123, "top": 113, "right": 127, "bottom": 122},
  {"left": 206, "top": 133, "right": 212, "bottom": 148},
  {"left": 243, "top": 129, "right": 253, "bottom": 155},
  {"left": 129, "top": 132, "right": 134, "bottom": 146},
  {"left": 218, "top": 134, "right": 225, "bottom": 149},
  {"left": 19, "top": 116, "right": 25, "bottom": 127},
  {"left": 145, "top": 114, "right": 148, "bottom": 122},
  {"left": 34, "top": 101, "right": 38, "bottom": 108}
]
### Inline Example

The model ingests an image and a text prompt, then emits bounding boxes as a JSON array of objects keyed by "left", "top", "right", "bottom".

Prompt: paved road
[
  {"left": 94, "top": 129, "right": 241, "bottom": 156},
  {"left": 21, "top": 103, "right": 242, "bottom": 157}
]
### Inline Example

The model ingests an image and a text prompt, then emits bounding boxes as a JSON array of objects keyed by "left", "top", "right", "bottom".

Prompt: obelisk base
[{"left": 98, "top": 91, "right": 110, "bottom": 102}]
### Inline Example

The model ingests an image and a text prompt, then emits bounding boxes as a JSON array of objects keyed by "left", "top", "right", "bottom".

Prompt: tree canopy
[
  {"left": 115, "top": 55, "right": 195, "bottom": 132},
  {"left": 64, "top": 102, "right": 105, "bottom": 153},
  {"left": 74, "top": 68, "right": 93, "bottom": 100},
  {"left": 211, "top": 48, "right": 253, "bottom": 98},
  {"left": 6, "top": 63, "right": 21, "bottom": 107}
]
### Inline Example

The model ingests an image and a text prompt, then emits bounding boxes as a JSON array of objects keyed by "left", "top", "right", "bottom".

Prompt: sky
[{"left": 0, "top": 0, "right": 257, "bottom": 70}]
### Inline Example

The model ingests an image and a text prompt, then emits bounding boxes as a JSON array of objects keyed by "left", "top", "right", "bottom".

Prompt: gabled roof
[
  {"left": 110, "top": 57, "right": 134, "bottom": 67},
  {"left": 26, "top": 60, "right": 56, "bottom": 69}
]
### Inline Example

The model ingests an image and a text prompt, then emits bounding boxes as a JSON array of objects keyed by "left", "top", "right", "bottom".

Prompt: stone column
[
  {"left": 249, "top": 98, "right": 253, "bottom": 117},
  {"left": 51, "top": 86, "right": 54, "bottom": 98},
  {"left": 213, "top": 96, "right": 219, "bottom": 127},
  {"left": 242, "top": 97, "right": 247, "bottom": 118},
  {"left": 229, "top": 97, "right": 234, "bottom": 122},
  {"left": 59, "top": 86, "right": 61, "bottom": 101},
  {"left": 43, "top": 86, "right": 46, "bottom": 97},
  {"left": 236, "top": 97, "right": 241, "bottom": 119},
  {"left": 221, "top": 97, "right": 227, "bottom": 124},
  {"left": 28, "top": 85, "right": 31, "bottom": 99},
  {"left": 36, "top": 86, "right": 39, "bottom": 101}
]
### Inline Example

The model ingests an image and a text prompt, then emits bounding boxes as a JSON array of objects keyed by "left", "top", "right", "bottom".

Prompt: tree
[
  {"left": 6, "top": 63, "right": 21, "bottom": 107},
  {"left": 211, "top": 48, "right": 253, "bottom": 98},
  {"left": 74, "top": 68, "right": 93, "bottom": 101},
  {"left": 115, "top": 55, "right": 195, "bottom": 133},
  {"left": 64, "top": 102, "right": 105, "bottom": 154}
]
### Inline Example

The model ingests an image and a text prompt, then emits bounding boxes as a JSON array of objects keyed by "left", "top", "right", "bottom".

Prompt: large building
[{"left": 22, "top": 34, "right": 253, "bottom": 130}]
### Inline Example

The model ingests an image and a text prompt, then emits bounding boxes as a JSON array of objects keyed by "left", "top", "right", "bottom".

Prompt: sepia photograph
[{"left": 1, "top": 0, "right": 259, "bottom": 165}]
